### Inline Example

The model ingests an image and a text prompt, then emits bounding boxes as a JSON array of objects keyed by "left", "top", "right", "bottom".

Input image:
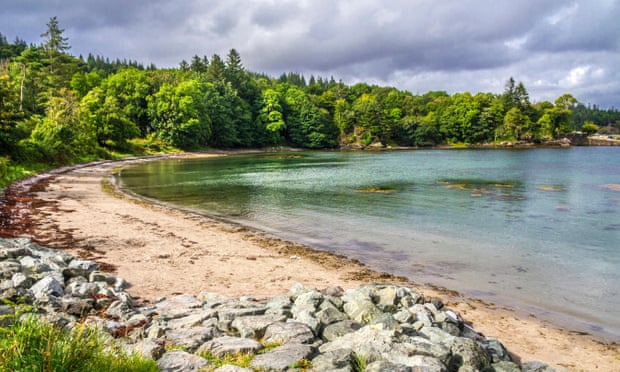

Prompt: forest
[{"left": 2, "top": 17, "right": 620, "bottom": 185}]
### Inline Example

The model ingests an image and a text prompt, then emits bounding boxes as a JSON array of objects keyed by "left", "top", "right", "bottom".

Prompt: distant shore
[{"left": 1, "top": 152, "right": 619, "bottom": 371}]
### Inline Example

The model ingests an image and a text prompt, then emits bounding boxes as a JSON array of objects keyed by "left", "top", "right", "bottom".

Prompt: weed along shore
[{"left": 1, "top": 155, "right": 619, "bottom": 371}]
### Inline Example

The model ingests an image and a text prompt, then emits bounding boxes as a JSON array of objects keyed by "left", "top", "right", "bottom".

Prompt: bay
[{"left": 118, "top": 148, "right": 620, "bottom": 340}]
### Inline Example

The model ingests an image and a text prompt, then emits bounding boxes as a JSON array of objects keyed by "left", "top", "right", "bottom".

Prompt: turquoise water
[{"left": 119, "top": 148, "right": 620, "bottom": 340}]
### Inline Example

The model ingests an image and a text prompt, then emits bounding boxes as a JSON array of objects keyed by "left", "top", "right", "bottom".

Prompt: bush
[{"left": 0, "top": 316, "right": 158, "bottom": 372}]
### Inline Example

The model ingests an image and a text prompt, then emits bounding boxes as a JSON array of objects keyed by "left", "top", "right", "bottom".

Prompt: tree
[
  {"left": 581, "top": 121, "right": 599, "bottom": 135},
  {"left": 40, "top": 17, "right": 70, "bottom": 74},
  {"left": 0, "top": 74, "right": 23, "bottom": 153}
]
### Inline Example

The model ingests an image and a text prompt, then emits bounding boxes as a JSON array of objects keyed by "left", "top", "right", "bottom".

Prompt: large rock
[
  {"left": 167, "top": 309, "right": 217, "bottom": 329},
  {"left": 343, "top": 298, "right": 383, "bottom": 324},
  {"left": 157, "top": 350, "right": 209, "bottom": 372},
  {"left": 165, "top": 326, "right": 220, "bottom": 352},
  {"left": 263, "top": 321, "right": 315, "bottom": 344},
  {"left": 30, "top": 276, "right": 64, "bottom": 298},
  {"left": 319, "top": 325, "right": 399, "bottom": 363},
  {"left": 249, "top": 343, "right": 314, "bottom": 371},
  {"left": 197, "top": 336, "right": 262, "bottom": 357},
  {"left": 231, "top": 313, "right": 287, "bottom": 338},
  {"left": 155, "top": 294, "right": 203, "bottom": 320},
  {"left": 444, "top": 337, "right": 492, "bottom": 371},
  {"left": 321, "top": 320, "right": 362, "bottom": 341},
  {"left": 310, "top": 348, "right": 355, "bottom": 371}
]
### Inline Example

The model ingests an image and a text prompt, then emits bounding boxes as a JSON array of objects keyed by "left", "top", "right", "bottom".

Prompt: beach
[{"left": 2, "top": 154, "right": 619, "bottom": 371}]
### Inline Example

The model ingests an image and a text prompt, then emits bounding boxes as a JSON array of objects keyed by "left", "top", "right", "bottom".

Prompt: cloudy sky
[{"left": 2, "top": 0, "right": 619, "bottom": 107}]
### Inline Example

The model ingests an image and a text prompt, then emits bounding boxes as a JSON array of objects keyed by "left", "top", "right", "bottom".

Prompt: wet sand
[{"left": 1, "top": 154, "right": 618, "bottom": 371}]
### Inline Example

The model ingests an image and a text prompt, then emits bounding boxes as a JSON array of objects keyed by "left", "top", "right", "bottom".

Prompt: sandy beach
[{"left": 2, "top": 154, "right": 618, "bottom": 371}]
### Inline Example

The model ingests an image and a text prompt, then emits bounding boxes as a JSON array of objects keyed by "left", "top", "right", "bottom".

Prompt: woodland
[{"left": 2, "top": 17, "right": 619, "bottom": 185}]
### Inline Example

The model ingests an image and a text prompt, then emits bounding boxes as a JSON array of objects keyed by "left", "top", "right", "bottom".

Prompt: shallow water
[{"left": 119, "top": 148, "right": 620, "bottom": 340}]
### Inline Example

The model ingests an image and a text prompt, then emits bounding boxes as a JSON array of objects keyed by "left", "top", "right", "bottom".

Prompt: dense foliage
[{"left": 1, "top": 18, "right": 619, "bottom": 169}]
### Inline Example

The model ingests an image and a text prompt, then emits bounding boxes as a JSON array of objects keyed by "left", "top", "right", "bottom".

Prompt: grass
[{"left": 0, "top": 315, "right": 158, "bottom": 372}]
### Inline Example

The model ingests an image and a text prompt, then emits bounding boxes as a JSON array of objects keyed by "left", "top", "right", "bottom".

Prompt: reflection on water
[{"left": 120, "top": 148, "right": 620, "bottom": 340}]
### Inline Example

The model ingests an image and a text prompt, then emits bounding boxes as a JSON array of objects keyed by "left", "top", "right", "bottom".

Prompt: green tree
[
  {"left": 40, "top": 16, "right": 70, "bottom": 74},
  {"left": 258, "top": 88, "right": 286, "bottom": 144},
  {"left": 499, "top": 107, "right": 530, "bottom": 140},
  {"left": 581, "top": 121, "right": 599, "bottom": 135},
  {"left": 0, "top": 74, "right": 23, "bottom": 154}
]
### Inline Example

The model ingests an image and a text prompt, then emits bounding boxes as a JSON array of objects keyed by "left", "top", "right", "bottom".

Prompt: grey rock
[
  {"left": 394, "top": 309, "right": 415, "bottom": 323},
  {"left": 365, "top": 360, "right": 413, "bottom": 372},
  {"left": 263, "top": 321, "right": 315, "bottom": 344},
  {"left": 60, "top": 297, "right": 94, "bottom": 316},
  {"left": 320, "top": 325, "right": 399, "bottom": 363},
  {"left": 292, "top": 289, "right": 323, "bottom": 312},
  {"left": 521, "top": 361, "right": 561, "bottom": 372},
  {"left": 444, "top": 337, "right": 492, "bottom": 371},
  {"left": 484, "top": 360, "right": 522, "bottom": 372},
  {"left": 198, "top": 291, "right": 233, "bottom": 307},
  {"left": 217, "top": 306, "right": 267, "bottom": 322},
  {"left": 155, "top": 294, "right": 203, "bottom": 320},
  {"left": 293, "top": 309, "right": 320, "bottom": 334},
  {"left": 376, "top": 285, "right": 399, "bottom": 311},
  {"left": 369, "top": 313, "right": 400, "bottom": 330},
  {"left": 419, "top": 326, "right": 455, "bottom": 344},
  {"left": 20, "top": 256, "right": 52, "bottom": 274},
  {"left": 167, "top": 309, "right": 217, "bottom": 329},
  {"left": 231, "top": 313, "right": 287, "bottom": 338},
  {"left": 133, "top": 338, "right": 165, "bottom": 360},
  {"left": 157, "top": 350, "right": 209, "bottom": 372},
  {"left": 315, "top": 303, "right": 347, "bottom": 326},
  {"left": 11, "top": 272, "right": 35, "bottom": 289},
  {"left": 197, "top": 335, "right": 262, "bottom": 357},
  {"left": 0, "top": 246, "right": 32, "bottom": 259},
  {"left": 343, "top": 299, "right": 382, "bottom": 324},
  {"left": 386, "top": 355, "right": 447, "bottom": 371},
  {"left": 30, "top": 276, "right": 64, "bottom": 298},
  {"left": 0, "top": 260, "right": 21, "bottom": 279},
  {"left": 105, "top": 300, "right": 135, "bottom": 320},
  {"left": 321, "top": 285, "right": 345, "bottom": 297},
  {"left": 250, "top": 343, "right": 314, "bottom": 371},
  {"left": 265, "top": 294, "right": 293, "bottom": 316},
  {"left": 483, "top": 338, "right": 512, "bottom": 363},
  {"left": 310, "top": 348, "right": 354, "bottom": 371},
  {"left": 63, "top": 259, "right": 98, "bottom": 279},
  {"left": 322, "top": 320, "right": 362, "bottom": 342},
  {"left": 165, "top": 326, "right": 220, "bottom": 352},
  {"left": 214, "top": 365, "right": 253, "bottom": 372}
]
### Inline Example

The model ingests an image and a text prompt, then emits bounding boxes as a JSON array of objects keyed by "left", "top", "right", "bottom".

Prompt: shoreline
[{"left": 1, "top": 153, "right": 619, "bottom": 371}]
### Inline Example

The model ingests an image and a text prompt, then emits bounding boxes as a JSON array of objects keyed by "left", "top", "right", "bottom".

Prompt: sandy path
[{"left": 18, "top": 156, "right": 620, "bottom": 371}]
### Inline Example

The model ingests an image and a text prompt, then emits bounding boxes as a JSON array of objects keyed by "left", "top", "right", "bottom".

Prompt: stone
[
  {"left": 315, "top": 303, "right": 347, "bottom": 326},
  {"left": 386, "top": 355, "right": 447, "bottom": 371},
  {"left": 60, "top": 298, "right": 94, "bottom": 316},
  {"left": 167, "top": 309, "right": 217, "bottom": 329},
  {"left": 484, "top": 361, "right": 522, "bottom": 372},
  {"left": 217, "top": 306, "right": 267, "bottom": 321},
  {"left": 369, "top": 313, "right": 399, "bottom": 330},
  {"left": 63, "top": 260, "right": 99, "bottom": 279},
  {"left": 343, "top": 299, "right": 383, "bottom": 324},
  {"left": 231, "top": 313, "right": 287, "bottom": 338},
  {"left": 30, "top": 276, "right": 64, "bottom": 298},
  {"left": 263, "top": 321, "right": 315, "bottom": 344},
  {"left": 292, "top": 309, "right": 320, "bottom": 334},
  {"left": 310, "top": 348, "right": 355, "bottom": 371},
  {"left": 0, "top": 260, "right": 21, "bottom": 279},
  {"left": 319, "top": 325, "right": 399, "bottom": 363},
  {"left": 521, "top": 361, "right": 560, "bottom": 372},
  {"left": 157, "top": 350, "right": 209, "bottom": 372},
  {"left": 133, "top": 338, "right": 165, "bottom": 360},
  {"left": 265, "top": 294, "right": 293, "bottom": 316},
  {"left": 444, "top": 337, "right": 492, "bottom": 371},
  {"left": 198, "top": 291, "right": 233, "bottom": 307},
  {"left": 483, "top": 338, "right": 512, "bottom": 363},
  {"left": 249, "top": 343, "right": 314, "bottom": 371},
  {"left": 321, "top": 320, "right": 362, "bottom": 342},
  {"left": 165, "top": 326, "right": 220, "bottom": 352},
  {"left": 395, "top": 336, "right": 451, "bottom": 364},
  {"left": 214, "top": 366, "right": 254, "bottom": 372},
  {"left": 155, "top": 294, "right": 203, "bottom": 320},
  {"left": 197, "top": 335, "right": 262, "bottom": 357},
  {"left": 11, "top": 272, "right": 35, "bottom": 289},
  {"left": 365, "top": 360, "right": 413, "bottom": 372}
]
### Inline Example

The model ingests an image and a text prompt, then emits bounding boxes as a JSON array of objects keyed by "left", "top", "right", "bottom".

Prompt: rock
[
  {"left": 320, "top": 325, "right": 399, "bottom": 363},
  {"left": 231, "top": 313, "right": 287, "bottom": 338},
  {"left": 0, "top": 260, "right": 21, "bottom": 279},
  {"left": 483, "top": 338, "right": 512, "bottom": 363},
  {"left": 198, "top": 291, "right": 233, "bottom": 307},
  {"left": 11, "top": 272, "right": 35, "bottom": 289},
  {"left": 165, "top": 326, "right": 220, "bottom": 352},
  {"left": 197, "top": 335, "right": 262, "bottom": 357},
  {"left": 157, "top": 350, "right": 209, "bottom": 372},
  {"left": 166, "top": 309, "right": 217, "bottom": 329},
  {"left": 214, "top": 365, "right": 254, "bottom": 372},
  {"left": 343, "top": 299, "right": 382, "bottom": 324},
  {"left": 444, "top": 337, "right": 492, "bottom": 371},
  {"left": 217, "top": 306, "right": 267, "bottom": 322},
  {"left": 365, "top": 360, "right": 413, "bottom": 372},
  {"left": 386, "top": 355, "right": 447, "bottom": 371},
  {"left": 521, "top": 361, "right": 561, "bottom": 372},
  {"left": 263, "top": 321, "right": 315, "bottom": 345},
  {"left": 310, "top": 348, "right": 355, "bottom": 371},
  {"left": 315, "top": 303, "right": 348, "bottom": 326},
  {"left": 396, "top": 336, "right": 451, "bottom": 364},
  {"left": 369, "top": 313, "right": 399, "bottom": 330},
  {"left": 322, "top": 320, "right": 362, "bottom": 341},
  {"left": 63, "top": 260, "right": 99, "bottom": 279},
  {"left": 485, "top": 360, "right": 522, "bottom": 372},
  {"left": 249, "top": 343, "right": 314, "bottom": 371},
  {"left": 60, "top": 298, "right": 94, "bottom": 316},
  {"left": 133, "top": 338, "right": 165, "bottom": 360},
  {"left": 30, "top": 276, "right": 64, "bottom": 298},
  {"left": 155, "top": 294, "right": 203, "bottom": 320}
]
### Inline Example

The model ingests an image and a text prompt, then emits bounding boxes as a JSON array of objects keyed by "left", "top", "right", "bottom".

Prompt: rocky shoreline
[{"left": 1, "top": 237, "right": 561, "bottom": 371}]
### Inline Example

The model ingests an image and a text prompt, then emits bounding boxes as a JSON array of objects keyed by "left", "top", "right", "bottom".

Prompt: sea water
[{"left": 119, "top": 148, "right": 620, "bottom": 340}]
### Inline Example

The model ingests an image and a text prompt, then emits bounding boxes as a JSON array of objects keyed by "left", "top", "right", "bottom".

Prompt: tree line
[{"left": 2, "top": 17, "right": 619, "bottom": 167}]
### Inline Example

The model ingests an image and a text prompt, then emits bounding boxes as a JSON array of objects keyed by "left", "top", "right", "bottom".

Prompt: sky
[{"left": 1, "top": 0, "right": 619, "bottom": 108}]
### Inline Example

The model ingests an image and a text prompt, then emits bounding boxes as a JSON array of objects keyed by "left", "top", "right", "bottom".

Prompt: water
[{"left": 118, "top": 148, "right": 620, "bottom": 340}]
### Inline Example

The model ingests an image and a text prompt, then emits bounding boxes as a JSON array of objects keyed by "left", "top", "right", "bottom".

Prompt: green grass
[{"left": 0, "top": 315, "right": 158, "bottom": 372}]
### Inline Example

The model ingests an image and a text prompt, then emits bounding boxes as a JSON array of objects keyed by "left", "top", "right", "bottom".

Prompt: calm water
[{"left": 119, "top": 148, "right": 620, "bottom": 340}]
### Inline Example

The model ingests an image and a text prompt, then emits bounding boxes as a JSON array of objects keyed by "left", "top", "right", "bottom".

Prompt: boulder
[
  {"left": 263, "top": 321, "right": 315, "bottom": 344},
  {"left": 249, "top": 343, "right": 314, "bottom": 371},
  {"left": 157, "top": 350, "right": 209, "bottom": 372},
  {"left": 197, "top": 335, "right": 262, "bottom": 357}
]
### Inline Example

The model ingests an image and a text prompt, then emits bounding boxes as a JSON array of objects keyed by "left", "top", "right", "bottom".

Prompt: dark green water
[{"left": 119, "top": 148, "right": 620, "bottom": 340}]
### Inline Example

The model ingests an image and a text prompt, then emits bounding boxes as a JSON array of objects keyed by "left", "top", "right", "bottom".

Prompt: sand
[{"left": 8, "top": 154, "right": 620, "bottom": 371}]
